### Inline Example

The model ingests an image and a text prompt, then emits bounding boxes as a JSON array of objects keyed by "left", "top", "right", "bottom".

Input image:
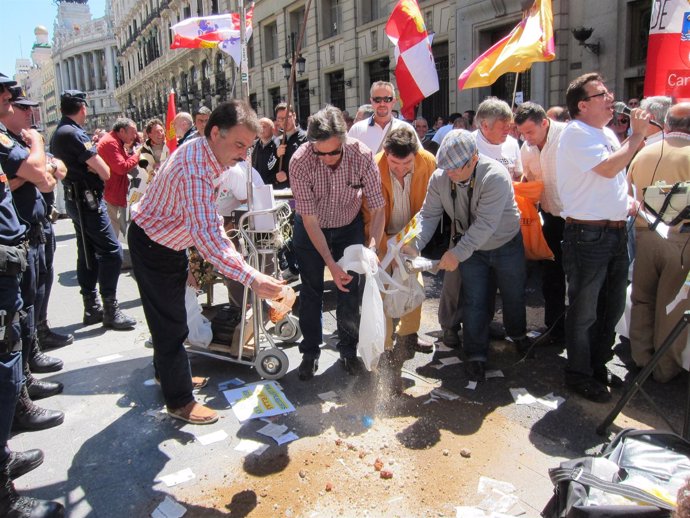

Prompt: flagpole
[
  {"left": 239, "top": 0, "right": 253, "bottom": 211},
  {"left": 278, "top": 0, "right": 313, "bottom": 174},
  {"left": 511, "top": 72, "right": 520, "bottom": 110}
]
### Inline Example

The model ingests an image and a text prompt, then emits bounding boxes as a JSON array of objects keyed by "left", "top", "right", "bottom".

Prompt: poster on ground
[{"left": 222, "top": 381, "right": 295, "bottom": 422}]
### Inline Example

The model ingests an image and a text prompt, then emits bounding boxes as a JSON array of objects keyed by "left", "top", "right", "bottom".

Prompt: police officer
[
  {"left": 50, "top": 91, "right": 135, "bottom": 329},
  {"left": 0, "top": 86, "right": 65, "bottom": 431},
  {"left": 0, "top": 73, "right": 64, "bottom": 518}
]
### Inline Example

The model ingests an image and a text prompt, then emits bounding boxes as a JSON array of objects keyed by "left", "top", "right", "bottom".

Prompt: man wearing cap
[
  {"left": 0, "top": 72, "right": 64, "bottom": 518},
  {"left": 407, "top": 130, "right": 529, "bottom": 382},
  {"left": 0, "top": 85, "right": 66, "bottom": 431},
  {"left": 50, "top": 90, "right": 136, "bottom": 330},
  {"left": 291, "top": 105, "right": 385, "bottom": 380}
]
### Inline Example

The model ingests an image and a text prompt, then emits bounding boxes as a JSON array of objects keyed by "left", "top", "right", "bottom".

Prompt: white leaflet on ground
[
  {"left": 195, "top": 429, "right": 229, "bottom": 446},
  {"left": 157, "top": 468, "right": 195, "bottom": 487},
  {"left": 151, "top": 496, "right": 187, "bottom": 518}
]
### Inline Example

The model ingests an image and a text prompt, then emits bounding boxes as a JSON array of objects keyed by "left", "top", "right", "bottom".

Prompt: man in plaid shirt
[
  {"left": 129, "top": 101, "right": 284, "bottom": 425},
  {"left": 291, "top": 106, "right": 385, "bottom": 380}
]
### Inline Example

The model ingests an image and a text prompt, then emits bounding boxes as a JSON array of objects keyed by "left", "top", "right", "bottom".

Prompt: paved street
[{"left": 10, "top": 219, "right": 689, "bottom": 517}]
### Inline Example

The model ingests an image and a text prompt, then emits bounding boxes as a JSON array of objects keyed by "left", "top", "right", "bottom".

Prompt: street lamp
[
  {"left": 296, "top": 54, "right": 306, "bottom": 75},
  {"left": 282, "top": 59, "right": 292, "bottom": 80}
]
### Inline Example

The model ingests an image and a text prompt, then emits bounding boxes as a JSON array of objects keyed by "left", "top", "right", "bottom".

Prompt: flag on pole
[
  {"left": 385, "top": 0, "right": 439, "bottom": 120},
  {"left": 218, "top": 7, "right": 254, "bottom": 65},
  {"left": 458, "top": 0, "right": 555, "bottom": 90},
  {"left": 165, "top": 89, "right": 177, "bottom": 153},
  {"left": 644, "top": 0, "right": 690, "bottom": 100}
]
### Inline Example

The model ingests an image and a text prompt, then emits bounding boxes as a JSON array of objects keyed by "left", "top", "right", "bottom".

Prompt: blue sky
[{"left": 0, "top": 0, "right": 106, "bottom": 78}]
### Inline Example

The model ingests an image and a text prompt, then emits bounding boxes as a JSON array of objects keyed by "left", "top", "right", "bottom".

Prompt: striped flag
[
  {"left": 170, "top": 8, "right": 253, "bottom": 57},
  {"left": 458, "top": 0, "right": 555, "bottom": 90},
  {"left": 165, "top": 89, "right": 177, "bottom": 153},
  {"left": 385, "top": 0, "right": 439, "bottom": 120}
]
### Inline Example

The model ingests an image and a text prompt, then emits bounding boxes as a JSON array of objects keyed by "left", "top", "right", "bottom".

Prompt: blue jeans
[
  {"left": 65, "top": 197, "right": 123, "bottom": 299},
  {"left": 460, "top": 232, "right": 527, "bottom": 361},
  {"left": 293, "top": 214, "right": 363, "bottom": 360},
  {"left": 562, "top": 223, "right": 629, "bottom": 381}
]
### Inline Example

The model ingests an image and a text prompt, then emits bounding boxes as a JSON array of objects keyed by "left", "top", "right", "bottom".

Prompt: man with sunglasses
[
  {"left": 291, "top": 106, "right": 385, "bottom": 380},
  {"left": 0, "top": 73, "right": 64, "bottom": 518},
  {"left": 556, "top": 72, "right": 651, "bottom": 403},
  {"left": 348, "top": 81, "right": 420, "bottom": 154}
]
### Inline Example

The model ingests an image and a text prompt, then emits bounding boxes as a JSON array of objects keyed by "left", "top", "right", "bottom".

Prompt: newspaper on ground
[
  {"left": 157, "top": 468, "right": 195, "bottom": 487},
  {"left": 223, "top": 381, "right": 296, "bottom": 422},
  {"left": 509, "top": 388, "right": 565, "bottom": 410},
  {"left": 439, "top": 356, "right": 463, "bottom": 366},
  {"left": 151, "top": 496, "right": 187, "bottom": 518},
  {"left": 485, "top": 370, "right": 504, "bottom": 379},
  {"left": 97, "top": 354, "right": 123, "bottom": 363},
  {"left": 317, "top": 390, "right": 339, "bottom": 401},
  {"left": 275, "top": 431, "right": 299, "bottom": 445},
  {"left": 476, "top": 476, "right": 524, "bottom": 515},
  {"left": 257, "top": 422, "right": 289, "bottom": 441},
  {"left": 465, "top": 381, "right": 478, "bottom": 390},
  {"left": 234, "top": 439, "right": 269, "bottom": 456},
  {"left": 195, "top": 429, "right": 229, "bottom": 446}
]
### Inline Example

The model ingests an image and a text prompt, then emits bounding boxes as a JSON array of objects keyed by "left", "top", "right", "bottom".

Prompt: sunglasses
[
  {"left": 12, "top": 104, "right": 32, "bottom": 112},
  {"left": 608, "top": 116, "right": 629, "bottom": 126},
  {"left": 371, "top": 96, "right": 394, "bottom": 104},
  {"left": 312, "top": 145, "right": 342, "bottom": 157}
]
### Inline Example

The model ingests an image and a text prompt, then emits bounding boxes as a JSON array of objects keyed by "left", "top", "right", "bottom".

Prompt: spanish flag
[
  {"left": 165, "top": 89, "right": 177, "bottom": 153},
  {"left": 458, "top": 0, "right": 555, "bottom": 90}
]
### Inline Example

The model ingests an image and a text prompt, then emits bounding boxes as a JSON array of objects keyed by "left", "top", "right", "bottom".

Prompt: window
[
  {"left": 290, "top": 8, "right": 306, "bottom": 45},
  {"left": 268, "top": 87, "right": 281, "bottom": 114},
  {"left": 322, "top": 0, "right": 342, "bottom": 38},
  {"left": 328, "top": 70, "right": 345, "bottom": 110},
  {"left": 628, "top": 0, "right": 651, "bottom": 67},
  {"left": 263, "top": 22, "right": 279, "bottom": 61},
  {"left": 196, "top": 0, "right": 203, "bottom": 16},
  {"left": 211, "top": 0, "right": 219, "bottom": 14},
  {"left": 247, "top": 38, "right": 255, "bottom": 68},
  {"left": 361, "top": 0, "right": 380, "bottom": 24},
  {"left": 183, "top": 5, "right": 191, "bottom": 19}
]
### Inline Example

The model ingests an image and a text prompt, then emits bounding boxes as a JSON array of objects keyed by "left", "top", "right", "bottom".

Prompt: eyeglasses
[
  {"left": 583, "top": 90, "right": 611, "bottom": 101},
  {"left": 312, "top": 145, "right": 342, "bottom": 157},
  {"left": 12, "top": 104, "right": 32, "bottom": 112},
  {"left": 371, "top": 96, "right": 394, "bottom": 104}
]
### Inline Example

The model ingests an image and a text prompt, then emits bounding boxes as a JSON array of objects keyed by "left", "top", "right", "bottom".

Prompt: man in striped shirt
[
  {"left": 291, "top": 106, "right": 386, "bottom": 380},
  {"left": 129, "top": 100, "right": 284, "bottom": 425}
]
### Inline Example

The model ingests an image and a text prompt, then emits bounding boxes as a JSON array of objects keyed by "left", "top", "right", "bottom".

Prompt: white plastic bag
[
  {"left": 185, "top": 285, "right": 213, "bottom": 348},
  {"left": 383, "top": 266, "right": 425, "bottom": 319}
]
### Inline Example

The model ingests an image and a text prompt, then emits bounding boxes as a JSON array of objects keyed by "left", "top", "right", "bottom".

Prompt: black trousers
[
  {"left": 541, "top": 211, "right": 566, "bottom": 336},
  {"left": 128, "top": 221, "right": 193, "bottom": 409}
]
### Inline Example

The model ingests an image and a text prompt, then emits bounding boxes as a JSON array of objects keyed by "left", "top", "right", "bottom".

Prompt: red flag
[
  {"left": 385, "top": 0, "right": 439, "bottom": 120},
  {"left": 165, "top": 89, "right": 177, "bottom": 153}
]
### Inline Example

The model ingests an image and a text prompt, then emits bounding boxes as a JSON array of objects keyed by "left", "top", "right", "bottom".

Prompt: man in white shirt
[
  {"left": 348, "top": 81, "right": 419, "bottom": 154},
  {"left": 556, "top": 72, "right": 650, "bottom": 403},
  {"left": 473, "top": 97, "right": 523, "bottom": 181},
  {"left": 515, "top": 102, "right": 566, "bottom": 344}
]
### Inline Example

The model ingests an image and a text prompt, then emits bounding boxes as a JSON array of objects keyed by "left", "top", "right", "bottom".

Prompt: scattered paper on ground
[
  {"left": 195, "top": 429, "right": 228, "bottom": 446},
  {"left": 439, "top": 356, "right": 462, "bottom": 366},
  {"left": 158, "top": 468, "right": 195, "bottom": 487},
  {"left": 234, "top": 439, "right": 269, "bottom": 456},
  {"left": 257, "top": 422, "right": 289, "bottom": 441},
  {"left": 510, "top": 387, "right": 564, "bottom": 410},
  {"left": 223, "top": 381, "right": 296, "bottom": 422},
  {"left": 275, "top": 431, "right": 299, "bottom": 445},
  {"left": 431, "top": 388, "right": 460, "bottom": 400},
  {"left": 536, "top": 392, "right": 565, "bottom": 410},
  {"left": 97, "top": 354, "right": 123, "bottom": 363},
  {"left": 151, "top": 496, "right": 187, "bottom": 518},
  {"left": 436, "top": 342, "right": 454, "bottom": 352},
  {"left": 485, "top": 370, "right": 504, "bottom": 379},
  {"left": 465, "top": 381, "right": 478, "bottom": 390},
  {"left": 218, "top": 378, "right": 245, "bottom": 391},
  {"left": 476, "top": 476, "right": 523, "bottom": 515},
  {"left": 144, "top": 378, "right": 157, "bottom": 386},
  {"left": 526, "top": 330, "right": 542, "bottom": 339},
  {"left": 318, "top": 390, "right": 339, "bottom": 401}
]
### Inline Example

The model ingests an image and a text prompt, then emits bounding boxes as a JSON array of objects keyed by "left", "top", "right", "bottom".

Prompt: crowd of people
[{"left": 1, "top": 68, "right": 690, "bottom": 515}]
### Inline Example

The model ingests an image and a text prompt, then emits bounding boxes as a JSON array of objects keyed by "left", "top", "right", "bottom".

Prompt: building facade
[
  {"left": 111, "top": 0, "right": 650, "bottom": 128},
  {"left": 52, "top": 0, "right": 121, "bottom": 134}
]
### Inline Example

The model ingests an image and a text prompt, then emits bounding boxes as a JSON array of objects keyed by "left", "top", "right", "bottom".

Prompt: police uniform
[{"left": 50, "top": 100, "right": 123, "bottom": 310}]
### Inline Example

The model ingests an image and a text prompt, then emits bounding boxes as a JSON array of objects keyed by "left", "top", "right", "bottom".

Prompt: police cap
[
  {"left": 9, "top": 86, "right": 38, "bottom": 107},
  {"left": 61, "top": 90, "right": 89, "bottom": 107},
  {"left": 0, "top": 73, "right": 17, "bottom": 88}
]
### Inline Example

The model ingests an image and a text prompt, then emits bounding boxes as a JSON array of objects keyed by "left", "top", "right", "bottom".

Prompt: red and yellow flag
[
  {"left": 458, "top": 0, "right": 555, "bottom": 90},
  {"left": 165, "top": 89, "right": 177, "bottom": 153}
]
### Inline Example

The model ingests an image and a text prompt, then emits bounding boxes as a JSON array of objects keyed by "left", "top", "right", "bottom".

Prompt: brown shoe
[
  {"left": 167, "top": 401, "right": 218, "bottom": 425},
  {"left": 155, "top": 376, "right": 209, "bottom": 390}
]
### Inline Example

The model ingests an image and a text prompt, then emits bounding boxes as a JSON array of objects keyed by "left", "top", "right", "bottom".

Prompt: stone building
[
  {"left": 51, "top": 0, "right": 121, "bottom": 134},
  {"left": 112, "top": 0, "right": 650, "bottom": 128}
]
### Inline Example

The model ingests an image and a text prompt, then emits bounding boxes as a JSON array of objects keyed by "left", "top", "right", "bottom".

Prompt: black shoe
[
  {"left": 513, "top": 336, "right": 535, "bottom": 359},
  {"left": 28, "top": 350, "right": 63, "bottom": 374},
  {"left": 567, "top": 377, "right": 611, "bottom": 403},
  {"left": 412, "top": 334, "right": 434, "bottom": 354},
  {"left": 442, "top": 328, "right": 461, "bottom": 349},
  {"left": 102, "top": 298, "right": 136, "bottom": 330},
  {"left": 3, "top": 449, "right": 44, "bottom": 480},
  {"left": 488, "top": 321, "right": 506, "bottom": 340},
  {"left": 0, "top": 469, "right": 64, "bottom": 518},
  {"left": 37, "top": 322, "right": 74, "bottom": 350},
  {"left": 341, "top": 357, "right": 363, "bottom": 376},
  {"left": 27, "top": 378, "right": 64, "bottom": 401},
  {"left": 593, "top": 368, "right": 625, "bottom": 388},
  {"left": 465, "top": 360, "right": 486, "bottom": 382},
  {"left": 13, "top": 389, "right": 65, "bottom": 432},
  {"left": 82, "top": 294, "right": 104, "bottom": 326},
  {"left": 297, "top": 358, "right": 318, "bottom": 381}
]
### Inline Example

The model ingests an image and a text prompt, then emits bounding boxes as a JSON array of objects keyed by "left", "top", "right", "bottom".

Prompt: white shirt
[
  {"left": 388, "top": 172, "right": 412, "bottom": 235},
  {"left": 474, "top": 130, "right": 523, "bottom": 180},
  {"left": 214, "top": 164, "right": 265, "bottom": 217},
  {"left": 645, "top": 131, "right": 665, "bottom": 146},
  {"left": 348, "top": 116, "right": 419, "bottom": 154},
  {"left": 520, "top": 120, "right": 566, "bottom": 216},
  {"left": 556, "top": 120, "right": 628, "bottom": 221}
]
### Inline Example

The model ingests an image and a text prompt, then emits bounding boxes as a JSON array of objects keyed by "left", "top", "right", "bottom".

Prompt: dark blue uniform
[{"left": 50, "top": 115, "right": 122, "bottom": 299}]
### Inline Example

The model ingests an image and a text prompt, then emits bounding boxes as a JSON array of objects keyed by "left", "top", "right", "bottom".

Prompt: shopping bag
[
  {"left": 383, "top": 263, "right": 425, "bottom": 319},
  {"left": 513, "top": 181, "right": 554, "bottom": 261},
  {"left": 185, "top": 285, "right": 213, "bottom": 348}
]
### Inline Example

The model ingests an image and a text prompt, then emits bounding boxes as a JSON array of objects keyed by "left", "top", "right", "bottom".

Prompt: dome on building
[{"left": 35, "top": 26, "right": 49, "bottom": 36}]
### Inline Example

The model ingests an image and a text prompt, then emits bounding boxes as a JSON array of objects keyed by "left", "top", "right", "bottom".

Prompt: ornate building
[{"left": 51, "top": 0, "right": 120, "bottom": 134}]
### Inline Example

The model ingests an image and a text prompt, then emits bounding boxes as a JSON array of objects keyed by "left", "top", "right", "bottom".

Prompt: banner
[
  {"left": 165, "top": 89, "right": 177, "bottom": 153},
  {"left": 644, "top": 0, "right": 690, "bottom": 100}
]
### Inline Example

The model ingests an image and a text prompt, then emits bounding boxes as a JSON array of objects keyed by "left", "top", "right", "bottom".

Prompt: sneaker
[
  {"left": 167, "top": 401, "right": 218, "bottom": 425},
  {"left": 412, "top": 334, "right": 434, "bottom": 354}
]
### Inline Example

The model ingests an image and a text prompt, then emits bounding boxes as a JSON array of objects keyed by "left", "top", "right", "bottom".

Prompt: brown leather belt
[{"left": 565, "top": 217, "right": 626, "bottom": 228}]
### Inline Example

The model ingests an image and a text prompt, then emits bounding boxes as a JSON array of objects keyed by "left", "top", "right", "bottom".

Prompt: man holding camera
[{"left": 50, "top": 91, "right": 136, "bottom": 331}]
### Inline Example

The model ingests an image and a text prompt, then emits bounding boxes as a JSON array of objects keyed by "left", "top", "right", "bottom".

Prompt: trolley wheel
[
  {"left": 273, "top": 314, "right": 302, "bottom": 343},
  {"left": 254, "top": 348, "right": 289, "bottom": 380}
]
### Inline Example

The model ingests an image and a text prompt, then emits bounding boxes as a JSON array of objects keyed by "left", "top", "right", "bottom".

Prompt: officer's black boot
[
  {"left": 82, "top": 293, "right": 103, "bottom": 326},
  {"left": 36, "top": 321, "right": 73, "bottom": 350},
  {"left": 0, "top": 463, "right": 64, "bottom": 517},
  {"left": 102, "top": 297, "right": 136, "bottom": 330},
  {"left": 27, "top": 337, "right": 62, "bottom": 374},
  {"left": 25, "top": 368, "right": 63, "bottom": 401},
  {"left": 12, "top": 386, "right": 64, "bottom": 432}
]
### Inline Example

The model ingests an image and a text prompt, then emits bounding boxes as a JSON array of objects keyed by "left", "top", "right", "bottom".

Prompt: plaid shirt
[
  {"left": 131, "top": 137, "right": 256, "bottom": 286},
  {"left": 290, "top": 138, "right": 384, "bottom": 228}
]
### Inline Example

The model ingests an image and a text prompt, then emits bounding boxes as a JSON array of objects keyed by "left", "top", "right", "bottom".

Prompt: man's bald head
[{"left": 665, "top": 102, "right": 690, "bottom": 134}]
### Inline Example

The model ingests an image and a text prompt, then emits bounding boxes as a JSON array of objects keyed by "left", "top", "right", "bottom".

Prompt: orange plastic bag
[{"left": 513, "top": 181, "right": 554, "bottom": 261}]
